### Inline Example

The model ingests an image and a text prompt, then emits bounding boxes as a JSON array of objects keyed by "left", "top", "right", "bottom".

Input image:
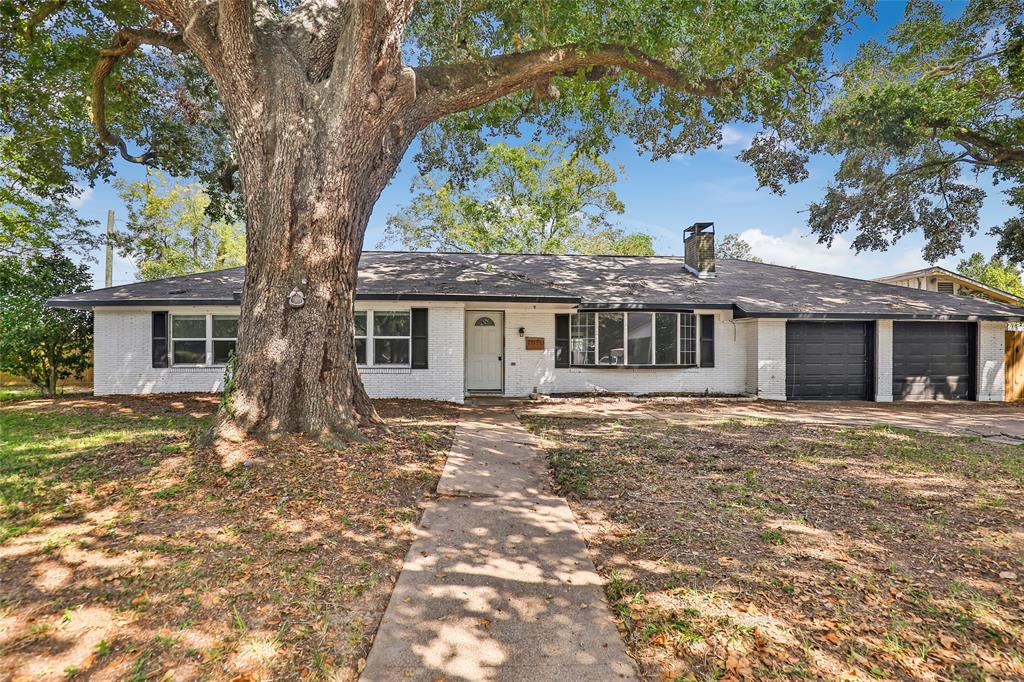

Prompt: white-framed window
[
  {"left": 170, "top": 313, "right": 239, "bottom": 366},
  {"left": 354, "top": 311, "right": 368, "bottom": 365},
  {"left": 354, "top": 310, "right": 411, "bottom": 367},
  {"left": 569, "top": 311, "right": 700, "bottom": 367}
]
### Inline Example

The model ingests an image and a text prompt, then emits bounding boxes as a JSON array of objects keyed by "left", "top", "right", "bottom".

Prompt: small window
[
  {"left": 354, "top": 311, "right": 367, "bottom": 365},
  {"left": 655, "top": 313, "right": 678, "bottom": 365},
  {"left": 937, "top": 281, "right": 955, "bottom": 294},
  {"left": 370, "top": 311, "right": 411, "bottom": 366},
  {"left": 171, "top": 315, "right": 207, "bottom": 365},
  {"left": 474, "top": 316, "right": 496, "bottom": 326},
  {"left": 627, "top": 312, "right": 653, "bottom": 365},
  {"left": 570, "top": 313, "right": 596, "bottom": 365},
  {"left": 680, "top": 313, "right": 697, "bottom": 366},
  {"left": 211, "top": 315, "right": 239, "bottom": 364},
  {"left": 598, "top": 313, "right": 625, "bottom": 365}
]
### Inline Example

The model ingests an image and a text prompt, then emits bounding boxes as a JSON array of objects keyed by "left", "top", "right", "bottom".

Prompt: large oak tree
[{"left": 1, "top": 0, "right": 856, "bottom": 440}]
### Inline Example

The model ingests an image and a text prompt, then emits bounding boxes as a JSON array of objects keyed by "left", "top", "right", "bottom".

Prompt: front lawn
[
  {"left": 524, "top": 414, "right": 1024, "bottom": 682},
  {"left": 0, "top": 395, "right": 458, "bottom": 681}
]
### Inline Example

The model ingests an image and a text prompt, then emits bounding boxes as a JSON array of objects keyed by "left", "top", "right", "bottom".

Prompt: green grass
[{"left": 0, "top": 404, "right": 209, "bottom": 541}]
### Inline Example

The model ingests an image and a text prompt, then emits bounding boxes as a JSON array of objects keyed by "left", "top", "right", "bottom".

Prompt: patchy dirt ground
[
  {"left": 0, "top": 394, "right": 459, "bottom": 681},
  {"left": 523, "top": 414, "right": 1024, "bottom": 682}
]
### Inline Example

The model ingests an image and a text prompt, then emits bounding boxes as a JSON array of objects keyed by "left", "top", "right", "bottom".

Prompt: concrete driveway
[{"left": 517, "top": 398, "right": 1024, "bottom": 445}]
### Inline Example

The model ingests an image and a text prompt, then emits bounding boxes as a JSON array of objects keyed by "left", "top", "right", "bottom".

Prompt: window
[
  {"left": 680, "top": 313, "right": 697, "bottom": 366},
  {"left": 212, "top": 315, "right": 238, "bottom": 364},
  {"left": 568, "top": 310, "right": 704, "bottom": 367},
  {"left": 170, "top": 313, "right": 239, "bottom": 366},
  {"left": 474, "top": 316, "right": 495, "bottom": 326},
  {"left": 570, "top": 312, "right": 595, "bottom": 365},
  {"left": 598, "top": 313, "right": 625, "bottom": 365},
  {"left": 355, "top": 310, "right": 411, "bottom": 366},
  {"left": 655, "top": 313, "right": 678, "bottom": 365},
  {"left": 354, "top": 311, "right": 367, "bottom": 365},
  {"left": 627, "top": 313, "right": 653, "bottom": 365},
  {"left": 171, "top": 315, "right": 207, "bottom": 365},
  {"left": 699, "top": 314, "right": 715, "bottom": 367}
]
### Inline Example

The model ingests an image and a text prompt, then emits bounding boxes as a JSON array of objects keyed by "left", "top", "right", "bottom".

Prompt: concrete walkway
[{"left": 361, "top": 410, "right": 637, "bottom": 682}]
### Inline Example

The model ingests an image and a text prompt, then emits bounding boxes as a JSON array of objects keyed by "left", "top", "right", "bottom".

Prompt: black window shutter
[
  {"left": 152, "top": 312, "right": 169, "bottom": 368},
  {"left": 555, "top": 314, "right": 570, "bottom": 368},
  {"left": 699, "top": 314, "right": 715, "bottom": 368},
  {"left": 411, "top": 308, "right": 428, "bottom": 369}
]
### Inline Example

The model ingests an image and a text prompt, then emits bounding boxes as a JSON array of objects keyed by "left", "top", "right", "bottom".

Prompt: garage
[
  {"left": 892, "top": 322, "right": 975, "bottom": 400},
  {"left": 786, "top": 321, "right": 874, "bottom": 400}
]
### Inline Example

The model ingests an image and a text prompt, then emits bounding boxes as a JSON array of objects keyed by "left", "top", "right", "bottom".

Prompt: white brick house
[{"left": 51, "top": 224, "right": 1024, "bottom": 403}]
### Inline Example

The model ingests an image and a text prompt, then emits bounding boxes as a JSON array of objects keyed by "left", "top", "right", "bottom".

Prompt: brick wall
[
  {"left": 358, "top": 302, "right": 465, "bottom": 403},
  {"left": 94, "top": 304, "right": 466, "bottom": 402},
  {"left": 977, "top": 321, "right": 1006, "bottom": 401},
  {"left": 754, "top": 319, "right": 787, "bottom": 400},
  {"left": 94, "top": 309, "right": 228, "bottom": 395},
  {"left": 875, "top": 320, "right": 894, "bottom": 402}
]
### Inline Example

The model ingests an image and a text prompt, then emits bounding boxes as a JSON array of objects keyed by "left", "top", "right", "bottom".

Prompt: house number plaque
[{"left": 525, "top": 337, "right": 545, "bottom": 350}]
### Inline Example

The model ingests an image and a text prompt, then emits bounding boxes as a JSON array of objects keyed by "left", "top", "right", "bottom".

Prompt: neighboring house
[
  {"left": 875, "top": 266, "right": 1024, "bottom": 306},
  {"left": 50, "top": 224, "right": 1024, "bottom": 403}
]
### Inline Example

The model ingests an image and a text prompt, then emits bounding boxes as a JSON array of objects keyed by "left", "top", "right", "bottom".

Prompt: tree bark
[{"left": 201, "top": 22, "right": 416, "bottom": 442}]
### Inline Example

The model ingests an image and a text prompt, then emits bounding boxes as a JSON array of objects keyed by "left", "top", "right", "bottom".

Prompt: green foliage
[
  {"left": 384, "top": 142, "right": 653, "bottom": 255},
  {"left": 717, "top": 234, "right": 764, "bottom": 262},
  {"left": 0, "top": 136, "right": 97, "bottom": 259},
  {"left": 0, "top": 250, "right": 93, "bottom": 396},
  {"left": 115, "top": 171, "right": 245, "bottom": 280},
  {"left": 743, "top": 0, "right": 1024, "bottom": 262},
  {"left": 956, "top": 252, "right": 1024, "bottom": 299},
  {"left": 3, "top": 0, "right": 854, "bottom": 252}
]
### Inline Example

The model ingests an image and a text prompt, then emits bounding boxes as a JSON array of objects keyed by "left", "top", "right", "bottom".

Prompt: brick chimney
[{"left": 684, "top": 222, "right": 716, "bottom": 278}]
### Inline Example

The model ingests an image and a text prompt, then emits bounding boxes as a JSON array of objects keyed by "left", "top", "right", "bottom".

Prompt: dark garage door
[
  {"left": 893, "top": 322, "right": 975, "bottom": 400},
  {"left": 786, "top": 321, "right": 874, "bottom": 400}
]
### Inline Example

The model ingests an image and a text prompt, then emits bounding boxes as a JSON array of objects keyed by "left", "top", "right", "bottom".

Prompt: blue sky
[{"left": 74, "top": 1, "right": 1015, "bottom": 288}]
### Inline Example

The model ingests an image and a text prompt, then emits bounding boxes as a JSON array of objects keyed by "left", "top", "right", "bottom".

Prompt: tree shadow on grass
[
  {"left": 0, "top": 395, "right": 459, "bottom": 681},
  {"left": 525, "top": 415, "right": 1024, "bottom": 682}
]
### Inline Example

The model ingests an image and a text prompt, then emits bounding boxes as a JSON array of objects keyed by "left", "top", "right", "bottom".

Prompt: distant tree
[
  {"left": 0, "top": 251, "right": 92, "bottom": 397},
  {"left": 383, "top": 143, "right": 654, "bottom": 256},
  {"left": 957, "top": 252, "right": 1024, "bottom": 299},
  {"left": 717, "top": 233, "right": 763, "bottom": 262},
  {"left": 743, "top": 0, "right": 1024, "bottom": 262},
  {"left": 116, "top": 171, "right": 245, "bottom": 280}
]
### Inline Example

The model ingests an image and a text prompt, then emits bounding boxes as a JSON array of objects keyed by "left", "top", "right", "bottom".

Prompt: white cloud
[
  {"left": 68, "top": 186, "right": 94, "bottom": 208},
  {"left": 735, "top": 228, "right": 952, "bottom": 280},
  {"left": 718, "top": 125, "right": 750, "bottom": 149}
]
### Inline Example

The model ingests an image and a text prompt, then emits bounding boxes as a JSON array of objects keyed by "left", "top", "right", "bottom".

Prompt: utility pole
[{"left": 105, "top": 209, "right": 114, "bottom": 287}]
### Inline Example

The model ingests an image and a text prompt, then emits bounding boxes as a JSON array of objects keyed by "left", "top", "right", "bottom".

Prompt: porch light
[{"left": 518, "top": 327, "right": 525, "bottom": 337}]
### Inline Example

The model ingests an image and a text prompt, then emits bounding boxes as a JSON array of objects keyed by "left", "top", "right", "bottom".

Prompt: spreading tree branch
[
  {"left": 90, "top": 28, "right": 186, "bottom": 165},
  {"left": 407, "top": 3, "right": 840, "bottom": 127}
]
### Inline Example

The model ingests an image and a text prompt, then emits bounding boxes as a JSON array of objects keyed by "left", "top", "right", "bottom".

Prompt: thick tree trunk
[{"left": 212, "top": 50, "right": 412, "bottom": 442}]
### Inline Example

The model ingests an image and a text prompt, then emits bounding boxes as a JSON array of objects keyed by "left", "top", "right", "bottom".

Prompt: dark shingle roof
[{"left": 48, "top": 251, "right": 1024, "bottom": 320}]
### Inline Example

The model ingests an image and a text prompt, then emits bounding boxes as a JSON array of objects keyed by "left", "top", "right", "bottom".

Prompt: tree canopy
[
  {"left": 115, "top": 171, "right": 245, "bottom": 279},
  {"left": 383, "top": 142, "right": 653, "bottom": 255},
  {"left": 0, "top": 0, "right": 856, "bottom": 234},
  {"left": 743, "top": 0, "right": 1024, "bottom": 262},
  {"left": 957, "top": 251, "right": 1024, "bottom": 298}
]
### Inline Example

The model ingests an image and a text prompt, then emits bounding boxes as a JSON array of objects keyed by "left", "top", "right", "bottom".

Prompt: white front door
[{"left": 466, "top": 312, "right": 503, "bottom": 391}]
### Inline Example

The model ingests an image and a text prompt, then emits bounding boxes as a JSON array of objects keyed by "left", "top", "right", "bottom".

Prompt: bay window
[
  {"left": 170, "top": 313, "right": 239, "bottom": 366},
  {"left": 565, "top": 310, "right": 708, "bottom": 367},
  {"left": 354, "top": 310, "right": 411, "bottom": 366}
]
